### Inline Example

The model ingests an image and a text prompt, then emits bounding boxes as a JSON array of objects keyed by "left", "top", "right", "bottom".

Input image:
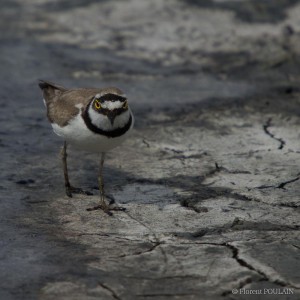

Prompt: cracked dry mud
[{"left": 0, "top": 0, "right": 300, "bottom": 299}]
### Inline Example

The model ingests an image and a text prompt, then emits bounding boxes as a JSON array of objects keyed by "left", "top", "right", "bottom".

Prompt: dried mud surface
[{"left": 0, "top": 0, "right": 300, "bottom": 299}]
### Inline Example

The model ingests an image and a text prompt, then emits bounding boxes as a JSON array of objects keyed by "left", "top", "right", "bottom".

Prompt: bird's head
[{"left": 89, "top": 87, "right": 130, "bottom": 127}]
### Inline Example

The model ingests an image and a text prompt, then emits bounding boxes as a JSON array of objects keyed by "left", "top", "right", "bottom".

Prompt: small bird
[{"left": 38, "top": 80, "right": 134, "bottom": 214}]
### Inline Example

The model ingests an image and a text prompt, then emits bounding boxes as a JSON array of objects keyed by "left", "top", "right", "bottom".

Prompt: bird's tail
[
  {"left": 38, "top": 80, "right": 67, "bottom": 104},
  {"left": 38, "top": 80, "right": 67, "bottom": 92}
]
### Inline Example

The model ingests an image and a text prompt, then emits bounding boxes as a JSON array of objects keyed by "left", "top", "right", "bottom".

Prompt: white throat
[{"left": 88, "top": 105, "right": 131, "bottom": 131}]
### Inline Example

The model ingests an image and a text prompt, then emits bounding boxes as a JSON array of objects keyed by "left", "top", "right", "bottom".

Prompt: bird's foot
[
  {"left": 86, "top": 202, "right": 126, "bottom": 216},
  {"left": 66, "top": 186, "right": 93, "bottom": 198}
]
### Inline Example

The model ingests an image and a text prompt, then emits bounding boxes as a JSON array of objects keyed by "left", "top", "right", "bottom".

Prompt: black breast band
[{"left": 82, "top": 105, "right": 132, "bottom": 138}]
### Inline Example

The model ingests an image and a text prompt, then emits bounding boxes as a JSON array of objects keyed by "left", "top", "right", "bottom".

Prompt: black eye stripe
[{"left": 100, "top": 107, "right": 126, "bottom": 115}]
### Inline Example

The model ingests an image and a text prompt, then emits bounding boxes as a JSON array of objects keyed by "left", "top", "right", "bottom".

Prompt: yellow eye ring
[
  {"left": 95, "top": 100, "right": 101, "bottom": 110},
  {"left": 123, "top": 101, "right": 128, "bottom": 109}
]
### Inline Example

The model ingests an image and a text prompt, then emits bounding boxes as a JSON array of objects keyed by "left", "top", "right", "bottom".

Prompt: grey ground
[{"left": 0, "top": 0, "right": 300, "bottom": 299}]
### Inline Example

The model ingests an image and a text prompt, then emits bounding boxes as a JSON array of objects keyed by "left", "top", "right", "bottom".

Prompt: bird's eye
[
  {"left": 95, "top": 100, "right": 101, "bottom": 110},
  {"left": 123, "top": 101, "right": 128, "bottom": 109}
]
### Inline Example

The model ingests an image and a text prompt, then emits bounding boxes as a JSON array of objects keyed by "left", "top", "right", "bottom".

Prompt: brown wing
[{"left": 39, "top": 80, "right": 105, "bottom": 127}]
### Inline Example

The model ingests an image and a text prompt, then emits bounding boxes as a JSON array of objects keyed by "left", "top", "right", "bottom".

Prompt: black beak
[{"left": 108, "top": 111, "right": 117, "bottom": 125}]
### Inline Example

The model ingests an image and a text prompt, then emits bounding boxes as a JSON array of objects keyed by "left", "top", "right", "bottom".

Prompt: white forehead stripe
[{"left": 101, "top": 100, "right": 123, "bottom": 110}]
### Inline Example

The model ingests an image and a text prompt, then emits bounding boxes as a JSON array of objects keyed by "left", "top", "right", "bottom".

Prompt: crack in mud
[
  {"left": 277, "top": 176, "right": 300, "bottom": 189},
  {"left": 125, "top": 212, "right": 168, "bottom": 274},
  {"left": 179, "top": 198, "right": 209, "bottom": 213},
  {"left": 255, "top": 176, "right": 300, "bottom": 191},
  {"left": 207, "top": 163, "right": 251, "bottom": 176},
  {"left": 185, "top": 242, "right": 298, "bottom": 295},
  {"left": 292, "top": 244, "right": 300, "bottom": 251},
  {"left": 263, "top": 118, "right": 286, "bottom": 150},
  {"left": 278, "top": 202, "right": 299, "bottom": 208},
  {"left": 234, "top": 192, "right": 299, "bottom": 208},
  {"left": 118, "top": 242, "right": 161, "bottom": 258},
  {"left": 174, "top": 220, "right": 300, "bottom": 242},
  {"left": 224, "top": 242, "right": 298, "bottom": 290},
  {"left": 98, "top": 282, "right": 122, "bottom": 300}
]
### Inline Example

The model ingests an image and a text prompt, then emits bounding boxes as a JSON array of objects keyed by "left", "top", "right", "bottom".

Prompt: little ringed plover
[{"left": 39, "top": 80, "right": 134, "bottom": 214}]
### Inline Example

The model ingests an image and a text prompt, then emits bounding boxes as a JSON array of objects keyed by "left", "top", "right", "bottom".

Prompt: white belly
[{"left": 51, "top": 113, "right": 131, "bottom": 152}]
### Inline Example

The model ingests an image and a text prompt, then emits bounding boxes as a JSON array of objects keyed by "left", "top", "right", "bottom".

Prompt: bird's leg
[
  {"left": 98, "top": 152, "right": 108, "bottom": 210},
  {"left": 60, "top": 141, "right": 92, "bottom": 197},
  {"left": 61, "top": 141, "right": 72, "bottom": 197},
  {"left": 86, "top": 152, "right": 125, "bottom": 214}
]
